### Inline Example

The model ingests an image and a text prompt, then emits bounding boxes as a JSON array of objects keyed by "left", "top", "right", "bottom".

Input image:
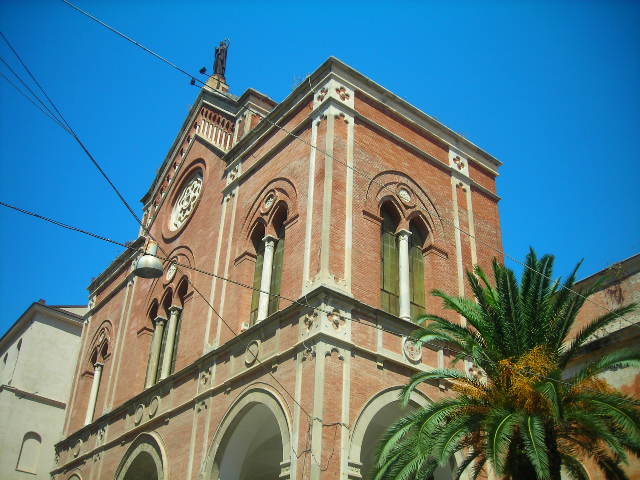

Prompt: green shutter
[
  {"left": 381, "top": 213, "right": 399, "bottom": 316},
  {"left": 249, "top": 244, "right": 264, "bottom": 325},
  {"left": 155, "top": 323, "right": 168, "bottom": 382},
  {"left": 409, "top": 228, "right": 426, "bottom": 321},
  {"left": 144, "top": 328, "right": 155, "bottom": 387},
  {"left": 268, "top": 233, "right": 285, "bottom": 316},
  {"left": 170, "top": 312, "right": 181, "bottom": 374}
]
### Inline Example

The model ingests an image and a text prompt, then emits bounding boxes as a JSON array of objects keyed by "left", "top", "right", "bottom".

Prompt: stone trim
[
  {"left": 114, "top": 432, "right": 166, "bottom": 480},
  {"left": 54, "top": 285, "right": 450, "bottom": 457},
  {"left": 199, "top": 386, "right": 292, "bottom": 480}
]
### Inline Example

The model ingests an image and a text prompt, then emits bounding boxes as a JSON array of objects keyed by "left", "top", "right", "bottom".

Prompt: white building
[{"left": 0, "top": 301, "right": 85, "bottom": 479}]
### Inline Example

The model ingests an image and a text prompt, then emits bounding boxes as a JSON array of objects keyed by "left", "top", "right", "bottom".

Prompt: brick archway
[
  {"left": 115, "top": 433, "right": 166, "bottom": 480},
  {"left": 200, "top": 387, "right": 292, "bottom": 480}
]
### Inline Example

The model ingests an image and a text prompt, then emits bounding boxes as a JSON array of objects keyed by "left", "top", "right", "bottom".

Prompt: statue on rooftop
[{"left": 214, "top": 40, "right": 229, "bottom": 78}]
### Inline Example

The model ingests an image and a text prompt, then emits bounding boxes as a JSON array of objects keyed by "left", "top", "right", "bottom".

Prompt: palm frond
[{"left": 520, "top": 414, "right": 550, "bottom": 479}]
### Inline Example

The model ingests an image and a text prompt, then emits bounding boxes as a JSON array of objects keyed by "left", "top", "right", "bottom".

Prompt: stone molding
[
  {"left": 199, "top": 386, "right": 292, "bottom": 480},
  {"left": 54, "top": 285, "right": 450, "bottom": 474},
  {"left": 114, "top": 432, "right": 167, "bottom": 480}
]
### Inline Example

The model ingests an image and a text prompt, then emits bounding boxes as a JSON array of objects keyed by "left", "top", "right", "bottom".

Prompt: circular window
[{"left": 170, "top": 172, "right": 203, "bottom": 231}]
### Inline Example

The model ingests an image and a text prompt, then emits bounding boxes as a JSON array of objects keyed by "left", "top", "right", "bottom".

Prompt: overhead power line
[
  {"left": 0, "top": 33, "right": 335, "bottom": 454},
  {"left": 57, "top": 0, "right": 639, "bottom": 334},
  {"left": 2, "top": 197, "right": 638, "bottom": 411}
]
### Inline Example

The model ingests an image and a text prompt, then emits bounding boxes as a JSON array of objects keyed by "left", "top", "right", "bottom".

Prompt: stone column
[
  {"left": 160, "top": 306, "right": 182, "bottom": 380},
  {"left": 257, "top": 235, "right": 277, "bottom": 322},
  {"left": 145, "top": 316, "right": 166, "bottom": 388},
  {"left": 84, "top": 362, "right": 104, "bottom": 426},
  {"left": 397, "top": 229, "right": 412, "bottom": 321}
]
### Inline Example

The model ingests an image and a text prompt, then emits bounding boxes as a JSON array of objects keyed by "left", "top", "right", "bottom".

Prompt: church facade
[{"left": 52, "top": 57, "right": 503, "bottom": 480}]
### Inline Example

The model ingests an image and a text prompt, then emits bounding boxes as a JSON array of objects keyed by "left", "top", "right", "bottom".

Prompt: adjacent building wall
[{"left": 0, "top": 303, "right": 84, "bottom": 480}]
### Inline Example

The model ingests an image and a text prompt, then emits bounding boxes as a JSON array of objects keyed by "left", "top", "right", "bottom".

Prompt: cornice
[
  {"left": 575, "top": 253, "right": 640, "bottom": 291},
  {"left": 141, "top": 88, "right": 239, "bottom": 207},
  {"left": 55, "top": 284, "right": 440, "bottom": 455},
  {"left": 224, "top": 57, "right": 501, "bottom": 175}
]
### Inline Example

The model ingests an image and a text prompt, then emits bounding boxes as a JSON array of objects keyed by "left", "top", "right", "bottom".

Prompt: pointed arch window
[
  {"left": 249, "top": 205, "right": 287, "bottom": 325},
  {"left": 380, "top": 203, "right": 400, "bottom": 316}
]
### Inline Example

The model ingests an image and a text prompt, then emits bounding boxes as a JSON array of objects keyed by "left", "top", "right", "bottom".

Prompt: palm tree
[{"left": 374, "top": 250, "right": 640, "bottom": 480}]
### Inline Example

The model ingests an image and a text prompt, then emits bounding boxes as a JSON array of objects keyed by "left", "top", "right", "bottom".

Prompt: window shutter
[
  {"left": 381, "top": 214, "right": 400, "bottom": 316},
  {"left": 409, "top": 240, "right": 426, "bottom": 320},
  {"left": 155, "top": 324, "right": 168, "bottom": 382},
  {"left": 144, "top": 328, "right": 155, "bottom": 386},
  {"left": 170, "top": 312, "right": 181, "bottom": 374},
  {"left": 249, "top": 245, "right": 264, "bottom": 325},
  {"left": 268, "top": 234, "right": 285, "bottom": 316}
]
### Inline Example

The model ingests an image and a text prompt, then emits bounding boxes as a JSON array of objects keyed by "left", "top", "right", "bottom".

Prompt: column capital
[
  {"left": 397, "top": 228, "right": 412, "bottom": 238},
  {"left": 94, "top": 362, "right": 104, "bottom": 370},
  {"left": 153, "top": 316, "right": 167, "bottom": 326},
  {"left": 262, "top": 234, "right": 278, "bottom": 246},
  {"left": 168, "top": 305, "right": 183, "bottom": 314}
]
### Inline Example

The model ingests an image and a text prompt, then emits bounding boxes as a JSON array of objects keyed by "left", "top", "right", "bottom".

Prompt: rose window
[{"left": 170, "top": 173, "right": 203, "bottom": 231}]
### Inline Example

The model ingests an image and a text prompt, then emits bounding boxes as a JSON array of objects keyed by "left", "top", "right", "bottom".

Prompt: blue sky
[{"left": 0, "top": 1, "right": 638, "bottom": 333}]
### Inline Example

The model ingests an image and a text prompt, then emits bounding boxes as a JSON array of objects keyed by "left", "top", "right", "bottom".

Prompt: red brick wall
[{"left": 57, "top": 67, "right": 503, "bottom": 480}]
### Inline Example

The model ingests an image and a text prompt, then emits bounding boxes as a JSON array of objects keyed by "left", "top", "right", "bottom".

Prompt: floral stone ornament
[{"left": 170, "top": 173, "right": 203, "bottom": 231}]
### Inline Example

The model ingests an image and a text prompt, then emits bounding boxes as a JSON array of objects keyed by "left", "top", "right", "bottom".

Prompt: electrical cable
[
  {"left": 58, "top": 0, "right": 639, "bottom": 335},
  {"left": 0, "top": 33, "right": 337, "bottom": 456},
  {"left": 2, "top": 58, "right": 637, "bottom": 407},
  {"left": 1, "top": 30, "right": 143, "bottom": 227},
  {"left": 2, "top": 198, "right": 638, "bottom": 409},
  {"left": 0, "top": 55, "right": 68, "bottom": 128},
  {"left": 0, "top": 71, "right": 70, "bottom": 132},
  {"left": 4, "top": 12, "right": 639, "bottom": 465}
]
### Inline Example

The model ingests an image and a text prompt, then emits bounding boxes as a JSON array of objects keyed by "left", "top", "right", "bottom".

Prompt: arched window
[
  {"left": 16, "top": 431, "right": 41, "bottom": 474},
  {"left": 409, "top": 218, "right": 427, "bottom": 319},
  {"left": 249, "top": 223, "right": 266, "bottom": 325},
  {"left": 249, "top": 204, "right": 287, "bottom": 325},
  {"left": 380, "top": 203, "right": 400, "bottom": 316}
]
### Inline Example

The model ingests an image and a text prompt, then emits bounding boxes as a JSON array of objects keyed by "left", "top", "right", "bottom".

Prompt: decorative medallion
[
  {"left": 170, "top": 172, "right": 203, "bottom": 231},
  {"left": 304, "top": 312, "right": 318, "bottom": 332},
  {"left": 335, "top": 86, "right": 351, "bottom": 101},
  {"left": 317, "top": 87, "right": 328, "bottom": 102},
  {"left": 397, "top": 188, "right": 412, "bottom": 204},
  {"left": 133, "top": 404, "right": 144, "bottom": 425},
  {"left": 453, "top": 155, "right": 465, "bottom": 170},
  {"left": 166, "top": 261, "right": 177, "bottom": 282},
  {"left": 244, "top": 339, "right": 261, "bottom": 367},
  {"left": 262, "top": 192, "right": 276, "bottom": 213},
  {"left": 402, "top": 337, "right": 422, "bottom": 364},
  {"left": 148, "top": 396, "right": 160, "bottom": 418},
  {"left": 196, "top": 399, "right": 208, "bottom": 413}
]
